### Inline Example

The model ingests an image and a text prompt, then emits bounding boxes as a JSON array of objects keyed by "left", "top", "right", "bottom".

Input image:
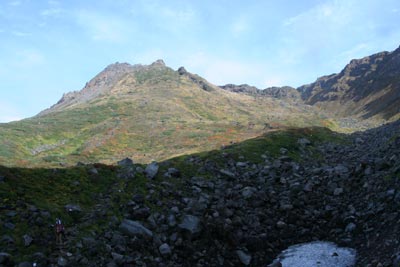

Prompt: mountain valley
[{"left": 0, "top": 46, "right": 400, "bottom": 266}]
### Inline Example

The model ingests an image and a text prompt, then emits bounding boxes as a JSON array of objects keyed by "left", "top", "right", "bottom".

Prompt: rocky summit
[{"left": 0, "top": 47, "right": 400, "bottom": 266}]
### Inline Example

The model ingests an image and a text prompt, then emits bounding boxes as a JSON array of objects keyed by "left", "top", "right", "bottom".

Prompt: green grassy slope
[{"left": 0, "top": 64, "right": 328, "bottom": 167}]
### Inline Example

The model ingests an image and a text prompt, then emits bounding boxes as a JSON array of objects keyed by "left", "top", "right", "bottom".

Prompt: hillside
[
  {"left": 298, "top": 45, "right": 400, "bottom": 120},
  {"left": 0, "top": 60, "right": 326, "bottom": 167}
]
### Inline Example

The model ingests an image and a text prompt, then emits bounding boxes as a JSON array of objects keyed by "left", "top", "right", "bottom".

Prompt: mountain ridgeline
[
  {"left": 298, "top": 45, "right": 400, "bottom": 120},
  {"left": 0, "top": 59, "right": 324, "bottom": 167},
  {"left": 219, "top": 46, "right": 400, "bottom": 121}
]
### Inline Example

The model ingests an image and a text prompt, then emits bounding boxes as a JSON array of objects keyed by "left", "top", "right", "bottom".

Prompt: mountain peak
[{"left": 151, "top": 59, "right": 166, "bottom": 67}]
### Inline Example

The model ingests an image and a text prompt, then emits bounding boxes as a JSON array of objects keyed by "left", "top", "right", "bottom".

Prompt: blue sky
[{"left": 0, "top": 0, "right": 399, "bottom": 122}]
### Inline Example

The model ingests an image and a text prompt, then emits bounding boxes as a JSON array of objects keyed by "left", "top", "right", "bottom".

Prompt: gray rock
[
  {"left": 88, "top": 167, "right": 98, "bottom": 175},
  {"left": 119, "top": 219, "right": 153, "bottom": 238},
  {"left": 0, "top": 252, "right": 11, "bottom": 264},
  {"left": 178, "top": 215, "right": 201, "bottom": 234},
  {"left": 1, "top": 235, "right": 14, "bottom": 245},
  {"left": 18, "top": 262, "right": 32, "bottom": 267},
  {"left": 242, "top": 186, "right": 256, "bottom": 199},
  {"left": 4, "top": 222, "right": 15, "bottom": 230},
  {"left": 219, "top": 169, "right": 235, "bottom": 178},
  {"left": 6, "top": 211, "right": 17, "bottom": 217},
  {"left": 111, "top": 252, "right": 124, "bottom": 263},
  {"left": 65, "top": 204, "right": 82, "bottom": 212},
  {"left": 334, "top": 165, "right": 349, "bottom": 175},
  {"left": 118, "top": 157, "right": 134, "bottom": 167},
  {"left": 159, "top": 243, "right": 172, "bottom": 255},
  {"left": 236, "top": 162, "right": 248, "bottom": 168},
  {"left": 393, "top": 253, "right": 400, "bottom": 267},
  {"left": 57, "top": 257, "right": 68, "bottom": 266},
  {"left": 164, "top": 168, "right": 181, "bottom": 178},
  {"left": 145, "top": 161, "right": 159, "bottom": 179},
  {"left": 334, "top": 188, "right": 344, "bottom": 196},
  {"left": 280, "top": 148, "right": 288, "bottom": 155},
  {"left": 345, "top": 222, "right": 356, "bottom": 233},
  {"left": 236, "top": 250, "right": 251, "bottom": 265},
  {"left": 22, "top": 234, "right": 33, "bottom": 247},
  {"left": 276, "top": 221, "right": 286, "bottom": 229},
  {"left": 167, "top": 214, "right": 177, "bottom": 227},
  {"left": 298, "top": 138, "right": 311, "bottom": 147}
]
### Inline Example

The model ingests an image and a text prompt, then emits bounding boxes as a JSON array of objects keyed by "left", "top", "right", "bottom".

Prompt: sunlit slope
[{"left": 0, "top": 62, "right": 326, "bottom": 167}]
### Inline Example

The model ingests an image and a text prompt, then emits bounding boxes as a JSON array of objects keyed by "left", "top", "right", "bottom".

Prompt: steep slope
[
  {"left": 298, "top": 45, "right": 400, "bottom": 120},
  {"left": 0, "top": 60, "right": 325, "bottom": 167}
]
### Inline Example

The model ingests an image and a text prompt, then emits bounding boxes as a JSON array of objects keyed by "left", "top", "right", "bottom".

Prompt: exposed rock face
[
  {"left": 177, "top": 66, "right": 215, "bottom": 92},
  {"left": 298, "top": 45, "right": 400, "bottom": 120}
]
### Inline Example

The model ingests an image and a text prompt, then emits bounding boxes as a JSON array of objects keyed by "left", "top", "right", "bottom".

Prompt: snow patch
[{"left": 269, "top": 241, "right": 356, "bottom": 267}]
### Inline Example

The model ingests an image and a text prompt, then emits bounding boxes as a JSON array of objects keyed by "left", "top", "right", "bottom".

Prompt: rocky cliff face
[{"left": 298, "top": 46, "right": 400, "bottom": 120}]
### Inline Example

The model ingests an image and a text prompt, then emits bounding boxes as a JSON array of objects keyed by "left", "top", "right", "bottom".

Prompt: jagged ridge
[{"left": 298, "top": 45, "right": 400, "bottom": 120}]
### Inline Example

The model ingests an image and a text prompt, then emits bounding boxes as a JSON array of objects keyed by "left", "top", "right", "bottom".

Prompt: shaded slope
[{"left": 1, "top": 123, "right": 399, "bottom": 266}]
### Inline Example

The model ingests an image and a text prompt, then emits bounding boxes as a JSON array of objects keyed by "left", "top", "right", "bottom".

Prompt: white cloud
[
  {"left": 8, "top": 1, "right": 21, "bottom": 6},
  {"left": 76, "top": 10, "right": 134, "bottom": 43}
]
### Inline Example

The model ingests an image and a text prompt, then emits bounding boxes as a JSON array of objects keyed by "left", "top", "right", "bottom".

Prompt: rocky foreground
[{"left": 1, "top": 121, "right": 400, "bottom": 266}]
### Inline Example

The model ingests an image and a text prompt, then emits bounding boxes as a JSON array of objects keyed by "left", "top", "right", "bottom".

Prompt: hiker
[{"left": 55, "top": 218, "right": 65, "bottom": 245}]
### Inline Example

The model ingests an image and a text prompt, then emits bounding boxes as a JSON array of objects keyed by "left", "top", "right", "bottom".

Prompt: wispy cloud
[
  {"left": 41, "top": 8, "right": 64, "bottom": 17},
  {"left": 133, "top": 1, "right": 197, "bottom": 34},
  {"left": 76, "top": 10, "right": 134, "bottom": 43},
  {"left": 8, "top": 0, "right": 21, "bottom": 6},
  {"left": 11, "top": 31, "right": 32, "bottom": 37}
]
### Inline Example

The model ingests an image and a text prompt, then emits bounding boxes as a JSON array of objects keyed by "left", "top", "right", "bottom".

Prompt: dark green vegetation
[{"left": 0, "top": 127, "right": 341, "bottom": 263}]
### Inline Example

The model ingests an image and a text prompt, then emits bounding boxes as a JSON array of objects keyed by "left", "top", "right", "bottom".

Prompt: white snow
[{"left": 269, "top": 241, "right": 356, "bottom": 267}]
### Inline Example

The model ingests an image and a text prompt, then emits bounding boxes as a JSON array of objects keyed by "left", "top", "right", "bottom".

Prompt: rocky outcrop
[{"left": 177, "top": 66, "right": 215, "bottom": 92}]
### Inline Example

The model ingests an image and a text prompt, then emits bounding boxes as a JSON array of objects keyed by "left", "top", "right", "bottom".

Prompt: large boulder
[
  {"left": 0, "top": 252, "right": 12, "bottom": 265},
  {"left": 119, "top": 219, "right": 153, "bottom": 238},
  {"left": 145, "top": 162, "right": 159, "bottom": 179},
  {"left": 178, "top": 215, "right": 201, "bottom": 234}
]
